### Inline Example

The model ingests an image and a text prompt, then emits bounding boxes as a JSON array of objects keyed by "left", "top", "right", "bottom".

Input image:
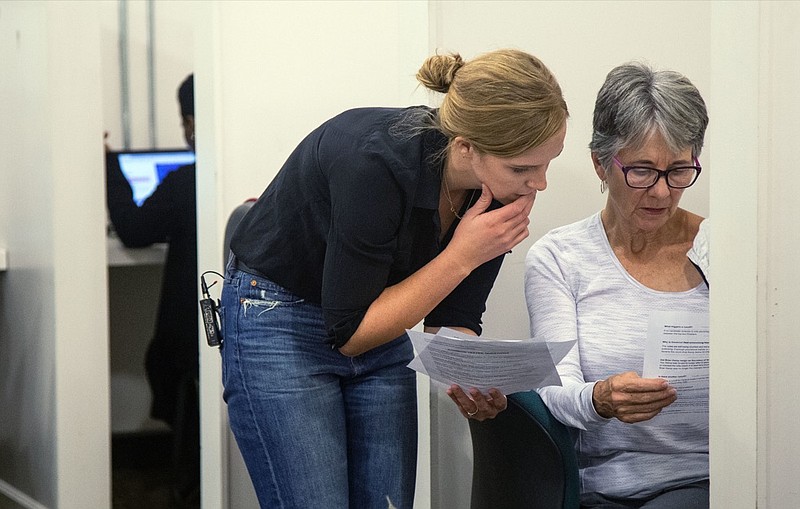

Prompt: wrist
[
  {"left": 592, "top": 380, "right": 613, "bottom": 418},
  {"left": 439, "top": 245, "right": 476, "bottom": 279}
]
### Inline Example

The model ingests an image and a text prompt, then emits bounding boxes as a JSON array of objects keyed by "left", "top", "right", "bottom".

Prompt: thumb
[{"left": 464, "top": 184, "right": 492, "bottom": 216}]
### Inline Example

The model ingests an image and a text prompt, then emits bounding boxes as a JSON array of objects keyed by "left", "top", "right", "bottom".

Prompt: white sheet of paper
[
  {"left": 642, "top": 310, "right": 709, "bottom": 425},
  {"left": 407, "top": 327, "right": 575, "bottom": 394}
]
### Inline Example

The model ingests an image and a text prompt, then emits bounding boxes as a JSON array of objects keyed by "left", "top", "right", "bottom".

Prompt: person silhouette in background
[{"left": 106, "top": 74, "right": 199, "bottom": 508}]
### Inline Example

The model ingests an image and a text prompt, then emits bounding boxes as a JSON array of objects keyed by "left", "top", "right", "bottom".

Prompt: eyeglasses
[{"left": 612, "top": 156, "right": 702, "bottom": 189}]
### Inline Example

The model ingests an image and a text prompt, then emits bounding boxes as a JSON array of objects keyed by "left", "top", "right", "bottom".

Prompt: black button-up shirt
[{"left": 231, "top": 106, "right": 505, "bottom": 348}]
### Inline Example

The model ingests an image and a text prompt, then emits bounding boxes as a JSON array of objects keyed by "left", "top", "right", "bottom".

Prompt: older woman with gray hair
[{"left": 524, "top": 62, "right": 710, "bottom": 508}]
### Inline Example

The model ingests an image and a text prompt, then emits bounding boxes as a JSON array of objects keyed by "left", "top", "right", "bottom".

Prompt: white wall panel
[
  {"left": 0, "top": 1, "right": 109, "bottom": 507},
  {"left": 708, "top": 3, "right": 760, "bottom": 507},
  {"left": 760, "top": 2, "right": 800, "bottom": 506}
]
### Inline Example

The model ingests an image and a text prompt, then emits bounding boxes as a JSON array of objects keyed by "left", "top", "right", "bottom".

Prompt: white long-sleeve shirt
[{"left": 525, "top": 212, "right": 709, "bottom": 500}]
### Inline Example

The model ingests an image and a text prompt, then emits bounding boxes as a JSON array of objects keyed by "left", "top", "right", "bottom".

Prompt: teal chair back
[{"left": 468, "top": 390, "right": 580, "bottom": 509}]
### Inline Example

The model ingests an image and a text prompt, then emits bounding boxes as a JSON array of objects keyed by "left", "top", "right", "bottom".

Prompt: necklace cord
[
  {"left": 443, "top": 174, "right": 478, "bottom": 220},
  {"left": 443, "top": 173, "right": 462, "bottom": 219}
]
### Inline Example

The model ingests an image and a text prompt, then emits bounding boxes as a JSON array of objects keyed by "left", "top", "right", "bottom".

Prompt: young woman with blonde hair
[{"left": 221, "top": 48, "right": 568, "bottom": 508}]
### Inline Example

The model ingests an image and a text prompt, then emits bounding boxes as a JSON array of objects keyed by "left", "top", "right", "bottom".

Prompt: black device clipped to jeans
[{"left": 200, "top": 271, "right": 223, "bottom": 347}]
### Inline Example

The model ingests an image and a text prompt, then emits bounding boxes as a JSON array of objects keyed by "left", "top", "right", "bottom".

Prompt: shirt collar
[{"left": 414, "top": 129, "right": 448, "bottom": 210}]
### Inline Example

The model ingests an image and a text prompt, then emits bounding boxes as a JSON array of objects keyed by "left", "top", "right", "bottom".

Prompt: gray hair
[{"left": 589, "top": 62, "right": 708, "bottom": 172}]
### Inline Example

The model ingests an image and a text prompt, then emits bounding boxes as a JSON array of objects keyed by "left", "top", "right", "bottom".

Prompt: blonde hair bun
[{"left": 416, "top": 53, "right": 465, "bottom": 94}]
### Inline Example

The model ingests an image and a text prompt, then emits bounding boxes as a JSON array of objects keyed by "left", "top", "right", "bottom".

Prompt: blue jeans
[{"left": 220, "top": 267, "right": 418, "bottom": 508}]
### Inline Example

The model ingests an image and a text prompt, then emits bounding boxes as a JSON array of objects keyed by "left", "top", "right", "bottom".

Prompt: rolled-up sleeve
[{"left": 424, "top": 251, "right": 504, "bottom": 335}]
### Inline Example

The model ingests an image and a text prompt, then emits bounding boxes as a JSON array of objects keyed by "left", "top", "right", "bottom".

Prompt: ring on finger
[{"left": 467, "top": 407, "right": 478, "bottom": 417}]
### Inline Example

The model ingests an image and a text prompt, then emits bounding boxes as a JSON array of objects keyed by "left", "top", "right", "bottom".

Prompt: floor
[
  {"left": 0, "top": 492, "right": 19, "bottom": 509},
  {"left": 0, "top": 432, "right": 193, "bottom": 509},
  {"left": 112, "top": 431, "right": 192, "bottom": 509}
]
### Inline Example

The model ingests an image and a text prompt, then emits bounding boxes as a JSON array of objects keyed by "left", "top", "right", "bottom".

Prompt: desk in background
[
  {"left": 107, "top": 237, "right": 170, "bottom": 434},
  {"left": 107, "top": 236, "right": 168, "bottom": 267}
]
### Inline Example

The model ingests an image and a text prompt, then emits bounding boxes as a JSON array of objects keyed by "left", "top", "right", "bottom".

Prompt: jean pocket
[{"left": 239, "top": 277, "right": 305, "bottom": 313}]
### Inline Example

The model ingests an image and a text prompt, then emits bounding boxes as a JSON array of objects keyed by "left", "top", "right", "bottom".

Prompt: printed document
[
  {"left": 642, "top": 311, "right": 709, "bottom": 425},
  {"left": 407, "top": 327, "right": 575, "bottom": 394}
]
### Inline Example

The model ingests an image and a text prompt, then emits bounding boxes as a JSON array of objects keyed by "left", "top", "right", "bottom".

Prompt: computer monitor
[{"left": 108, "top": 149, "right": 196, "bottom": 206}]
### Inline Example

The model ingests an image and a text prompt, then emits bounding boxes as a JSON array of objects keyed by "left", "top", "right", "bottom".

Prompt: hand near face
[
  {"left": 592, "top": 371, "right": 677, "bottom": 424},
  {"left": 446, "top": 185, "right": 535, "bottom": 270}
]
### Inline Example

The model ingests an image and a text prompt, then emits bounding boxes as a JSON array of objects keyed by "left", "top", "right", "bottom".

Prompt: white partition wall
[
  {"left": 717, "top": 2, "right": 800, "bottom": 507},
  {"left": 759, "top": 4, "right": 800, "bottom": 503},
  {"left": 99, "top": 0, "right": 195, "bottom": 151},
  {"left": 0, "top": 2, "right": 109, "bottom": 507},
  {"left": 708, "top": 3, "right": 759, "bottom": 507}
]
